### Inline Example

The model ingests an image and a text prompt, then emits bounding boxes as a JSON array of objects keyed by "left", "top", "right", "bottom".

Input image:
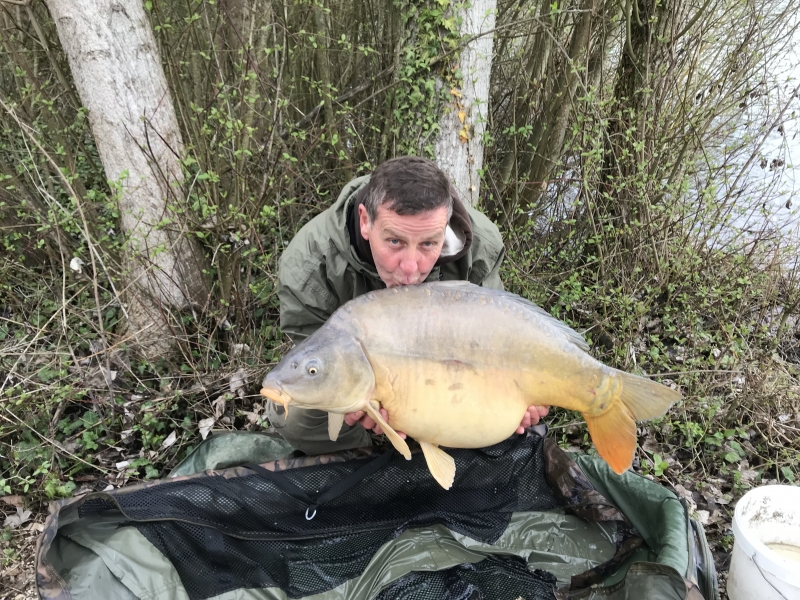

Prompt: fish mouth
[{"left": 259, "top": 384, "right": 293, "bottom": 416}]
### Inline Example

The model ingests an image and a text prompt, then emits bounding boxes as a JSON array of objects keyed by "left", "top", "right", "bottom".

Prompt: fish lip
[{"left": 259, "top": 384, "right": 293, "bottom": 416}]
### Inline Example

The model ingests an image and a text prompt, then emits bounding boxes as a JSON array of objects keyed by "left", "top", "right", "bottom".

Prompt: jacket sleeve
[
  {"left": 277, "top": 247, "right": 340, "bottom": 346},
  {"left": 480, "top": 245, "right": 505, "bottom": 291},
  {"left": 465, "top": 207, "right": 506, "bottom": 291}
]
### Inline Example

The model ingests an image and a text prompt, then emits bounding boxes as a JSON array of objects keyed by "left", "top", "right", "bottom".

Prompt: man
[{"left": 270, "top": 156, "right": 548, "bottom": 454}]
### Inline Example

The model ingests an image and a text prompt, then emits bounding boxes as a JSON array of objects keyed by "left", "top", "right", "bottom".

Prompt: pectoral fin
[
  {"left": 420, "top": 442, "right": 456, "bottom": 490},
  {"left": 363, "top": 402, "right": 411, "bottom": 460},
  {"left": 328, "top": 412, "right": 345, "bottom": 441}
]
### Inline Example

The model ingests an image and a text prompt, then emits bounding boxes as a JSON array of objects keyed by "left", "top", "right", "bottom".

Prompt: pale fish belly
[{"left": 372, "top": 356, "right": 531, "bottom": 449}]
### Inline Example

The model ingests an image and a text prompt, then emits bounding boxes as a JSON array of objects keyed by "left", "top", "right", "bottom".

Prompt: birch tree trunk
[
  {"left": 45, "top": 0, "right": 208, "bottom": 357},
  {"left": 434, "top": 0, "right": 496, "bottom": 207}
]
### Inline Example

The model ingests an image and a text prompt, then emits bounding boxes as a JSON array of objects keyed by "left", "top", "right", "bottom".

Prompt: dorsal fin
[{"left": 502, "top": 294, "right": 590, "bottom": 353}]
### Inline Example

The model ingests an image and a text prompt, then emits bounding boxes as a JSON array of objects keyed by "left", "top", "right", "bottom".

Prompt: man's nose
[{"left": 399, "top": 251, "right": 418, "bottom": 275}]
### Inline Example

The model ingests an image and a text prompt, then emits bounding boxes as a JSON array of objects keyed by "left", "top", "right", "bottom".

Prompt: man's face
[{"left": 359, "top": 203, "right": 448, "bottom": 288}]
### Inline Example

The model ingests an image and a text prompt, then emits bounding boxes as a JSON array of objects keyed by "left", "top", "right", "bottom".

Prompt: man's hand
[
  {"left": 344, "top": 408, "right": 407, "bottom": 439},
  {"left": 515, "top": 405, "right": 549, "bottom": 434}
]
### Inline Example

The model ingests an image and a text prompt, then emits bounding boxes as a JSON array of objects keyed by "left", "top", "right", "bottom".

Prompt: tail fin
[
  {"left": 618, "top": 371, "right": 682, "bottom": 420},
  {"left": 585, "top": 403, "right": 637, "bottom": 475},
  {"left": 585, "top": 372, "right": 681, "bottom": 474}
]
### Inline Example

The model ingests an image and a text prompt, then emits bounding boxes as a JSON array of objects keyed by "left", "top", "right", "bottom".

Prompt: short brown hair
[{"left": 362, "top": 156, "right": 454, "bottom": 222}]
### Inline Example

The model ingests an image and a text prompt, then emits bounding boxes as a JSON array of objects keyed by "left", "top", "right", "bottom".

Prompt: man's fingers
[
  {"left": 342, "top": 406, "right": 408, "bottom": 439},
  {"left": 374, "top": 407, "right": 407, "bottom": 438},
  {"left": 519, "top": 405, "right": 550, "bottom": 429},
  {"left": 344, "top": 411, "right": 364, "bottom": 426},
  {"left": 530, "top": 406, "right": 549, "bottom": 424}
]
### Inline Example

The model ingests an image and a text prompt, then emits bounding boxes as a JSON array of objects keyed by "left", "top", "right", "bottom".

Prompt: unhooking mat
[{"left": 34, "top": 427, "right": 718, "bottom": 600}]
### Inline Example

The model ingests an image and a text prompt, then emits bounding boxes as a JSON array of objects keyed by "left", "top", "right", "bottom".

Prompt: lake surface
[{"left": 732, "top": 13, "right": 800, "bottom": 248}]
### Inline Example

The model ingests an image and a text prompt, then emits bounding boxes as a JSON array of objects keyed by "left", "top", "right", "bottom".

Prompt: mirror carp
[{"left": 261, "top": 281, "right": 681, "bottom": 489}]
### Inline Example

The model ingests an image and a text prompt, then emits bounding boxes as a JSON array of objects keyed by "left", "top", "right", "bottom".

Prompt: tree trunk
[
  {"left": 520, "top": 0, "right": 595, "bottom": 209},
  {"left": 44, "top": 0, "right": 208, "bottom": 358},
  {"left": 603, "top": 0, "right": 675, "bottom": 223},
  {"left": 433, "top": 0, "right": 496, "bottom": 207}
]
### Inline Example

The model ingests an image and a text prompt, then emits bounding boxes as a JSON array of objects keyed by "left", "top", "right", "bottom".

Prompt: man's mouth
[{"left": 388, "top": 277, "right": 422, "bottom": 287}]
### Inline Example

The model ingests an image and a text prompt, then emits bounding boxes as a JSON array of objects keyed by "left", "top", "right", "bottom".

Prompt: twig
[
  {"left": 0, "top": 286, "right": 86, "bottom": 395},
  {"left": 646, "top": 369, "right": 741, "bottom": 377},
  {"left": 0, "top": 96, "right": 116, "bottom": 391}
]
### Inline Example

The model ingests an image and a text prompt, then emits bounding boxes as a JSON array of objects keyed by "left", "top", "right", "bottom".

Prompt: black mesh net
[
  {"left": 79, "top": 433, "right": 560, "bottom": 599},
  {"left": 373, "top": 555, "right": 558, "bottom": 600},
  {"left": 137, "top": 520, "right": 394, "bottom": 597}
]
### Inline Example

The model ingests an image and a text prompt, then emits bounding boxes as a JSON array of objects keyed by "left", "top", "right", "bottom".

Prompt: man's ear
[{"left": 358, "top": 204, "right": 371, "bottom": 241}]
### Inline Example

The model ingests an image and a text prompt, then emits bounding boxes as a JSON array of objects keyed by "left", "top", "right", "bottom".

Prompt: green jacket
[{"left": 277, "top": 174, "right": 506, "bottom": 344}]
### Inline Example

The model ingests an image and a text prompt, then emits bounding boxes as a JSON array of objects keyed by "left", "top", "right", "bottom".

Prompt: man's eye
[{"left": 389, "top": 239, "right": 400, "bottom": 245}]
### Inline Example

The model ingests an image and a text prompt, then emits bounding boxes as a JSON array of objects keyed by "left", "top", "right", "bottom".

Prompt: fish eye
[{"left": 306, "top": 359, "right": 320, "bottom": 375}]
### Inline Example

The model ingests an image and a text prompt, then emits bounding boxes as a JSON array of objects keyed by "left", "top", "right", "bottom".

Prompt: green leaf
[
  {"left": 724, "top": 451, "right": 740, "bottom": 463},
  {"left": 729, "top": 441, "right": 745, "bottom": 457},
  {"left": 780, "top": 467, "right": 796, "bottom": 482},
  {"left": 82, "top": 410, "right": 100, "bottom": 426}
]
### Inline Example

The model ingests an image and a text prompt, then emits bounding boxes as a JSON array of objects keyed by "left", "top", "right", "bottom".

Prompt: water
[
  {"left": 727, "top": 6, "right": 800, "bottom": 247},
  {"left": 765, "top": 542, "right": 800, "bottom": 564}
]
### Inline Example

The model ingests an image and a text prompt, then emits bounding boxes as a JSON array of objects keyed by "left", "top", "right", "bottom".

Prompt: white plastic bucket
[{"left": 727, "top": 484, "right": 800, "bottom": 600}]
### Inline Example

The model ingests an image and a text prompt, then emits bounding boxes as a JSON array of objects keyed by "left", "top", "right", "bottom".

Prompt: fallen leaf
[
  {"left": 3, "top": 506, "right": 32, "bottom": 529},
  {"left": 241, "top": 411, "right": 261, "bottom": 425},
  {"left": 450, "top": 87, "right": 462, "bottom": 98},
  {"left": 199, "top": 417, "right": 215, "bottom": 440},
  {"left": 69, "top": 257, "right": 84, "bottom": 273},
  {"left": 740, "top": 469, "right": 759, "bottom": 484},
  {"left": 457, "top": 110, "right": 466, "bottom": 124},
  {"left": 213, "top": 395, "right": 228, "bottom": 418},
  {"left": 61, "top": 440, "right": 80, "bottom": 454},
  {"left": 84, "top": 366, "right": 117, "bottom": 388},
  {"left": 642, "top": 436, "right": 660, "bottom": 454},
  {"left": 672, "top": 484, "right": 697, "bottom": 513},
  {"left": 161, "top": 430, "right": 177, "bottom": 450},
  {"left": 232, "top": 343, "right": 250, "bottom": 357},
  {"left": 708, "top": 483, "right": 730, "bottom": 503},
  {"left": 229, "top": 368, "right": 249, "bottom": 399},
  {"left": 694, "top": 509, "right": 710, "bottom": 525},
  {"left": 0, "top": 495, "right": 24, "bottom": 507}
]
